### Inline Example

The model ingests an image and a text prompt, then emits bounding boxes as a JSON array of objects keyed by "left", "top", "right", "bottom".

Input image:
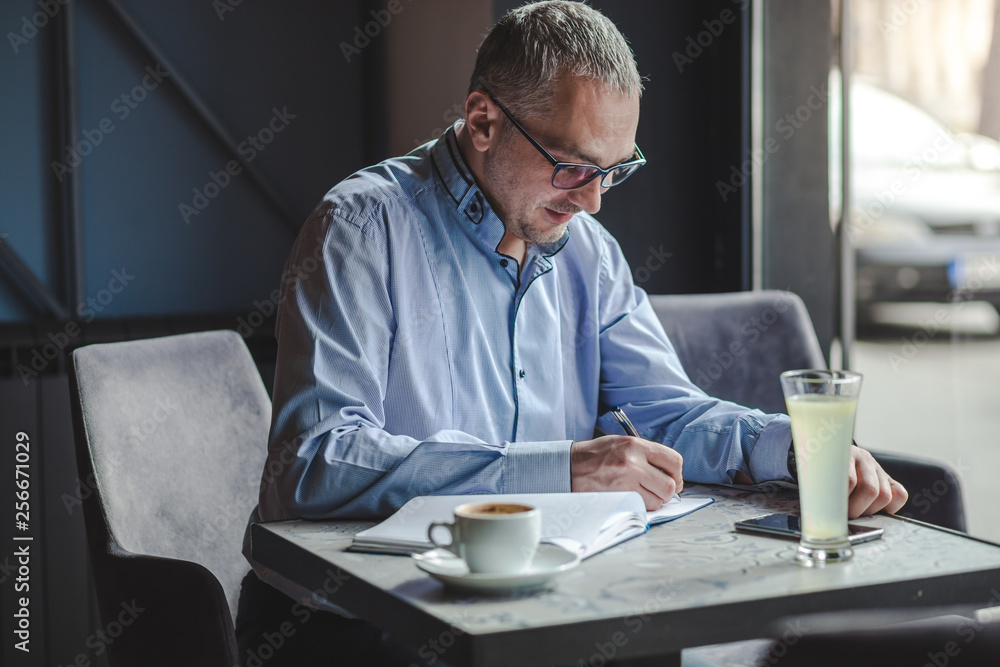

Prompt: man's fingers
[
  {"left": 644, "top": 442, "right": 684, "bottom": 493},
  {"left": 637, "top": 463, "right": 678, "bottom": 504},
  {"left": 847, "top": 449, "right": 881, "bottom": 518},
  {"left": 857, "top": 466, "right": 894, "bottom": 517},
  {"left": 848, "top": 482, "right": 879, "bottom": 518},
  {"left": 636, "top": 485, "right": 668, "bottom": 511},
  {"left": 847, "top": 454, "right": 859, "bottom": 495},
  {"left": 571, "top": 435, "right": 683, "bottom": 500},
  {"left": 846, "top": 447, "right": 909, "bottom": 517},
  {"left": 884, "top": 478, "right": 909, "bottom": 515}
]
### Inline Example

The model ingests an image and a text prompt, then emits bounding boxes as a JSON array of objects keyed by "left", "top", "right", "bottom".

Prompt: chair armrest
[
  {"left": 90, "top": 548, "right": 239, "bottom": 667},
  {"left": 869, "top": 451, "right": 966, "bottom": 532},
  {"left": 758, "top": 608, "right": 1000, "bottom": 667}
]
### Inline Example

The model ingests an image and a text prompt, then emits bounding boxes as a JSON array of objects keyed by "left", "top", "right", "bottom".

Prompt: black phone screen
[{"left": 734, "top": 513, "right": 884, "bottom": 544}]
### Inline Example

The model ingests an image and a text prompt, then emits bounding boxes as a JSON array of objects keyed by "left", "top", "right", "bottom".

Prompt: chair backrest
[
  {"left": 649, "top": 290, "right": 967, "bottom": 531},
  {"left": 70, "top": 330, "right": 270, "bottom": 618},
  {"left": 648, "top": 290, "right": 826, "bottom": 414}
]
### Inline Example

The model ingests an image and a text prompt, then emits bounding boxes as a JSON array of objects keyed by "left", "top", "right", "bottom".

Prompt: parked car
[{"left": 845, "top": 79, "right": 1000, "bottom": 318}]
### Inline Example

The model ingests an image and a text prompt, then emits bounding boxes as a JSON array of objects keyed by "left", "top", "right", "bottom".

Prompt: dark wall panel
[
  {"left": 1, "top": 0, "right": 375, "bottom": 322},
  {"left": 0, "top": 0, "right": 60, "bottom": 320},
  {"left": 73, "top": 2, "right": 283, "bottom": 318},
  {"left": 761, "top": 0, "right": 836, "bottom": 356}
]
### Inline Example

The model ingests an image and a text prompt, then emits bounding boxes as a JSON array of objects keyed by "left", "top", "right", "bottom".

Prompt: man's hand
[
  {"left": 847, "top": 446, "right": 908, "bottom": 518},
  {"left": 571, "top": 435, "right": 683, "bottom": 510}
]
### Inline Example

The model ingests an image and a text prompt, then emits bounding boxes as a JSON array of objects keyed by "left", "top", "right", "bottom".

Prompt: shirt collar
[
  {"left": 430, "top": 122, "right": 492, "bottom": 227},
  {"left": 430, "top": 122, "right": 570, "bottom": 260}
]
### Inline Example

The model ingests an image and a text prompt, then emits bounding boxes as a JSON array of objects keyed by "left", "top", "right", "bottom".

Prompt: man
[{"left": 237, "top": 2, "right": 908, "bottom": 665}]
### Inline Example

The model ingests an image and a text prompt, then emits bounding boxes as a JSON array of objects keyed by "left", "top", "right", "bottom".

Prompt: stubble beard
[{"left": 482, "top": 136, "right": 575, "bottom": 247}]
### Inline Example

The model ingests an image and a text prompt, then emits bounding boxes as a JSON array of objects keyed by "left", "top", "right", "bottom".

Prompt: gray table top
[{"left": 250, "top": 484, "right": 1000, "bottom": 666}]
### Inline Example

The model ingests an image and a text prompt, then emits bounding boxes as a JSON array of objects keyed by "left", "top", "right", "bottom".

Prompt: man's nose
[{"left": 568, "top": 178, "right": 606, "bottom": 215}]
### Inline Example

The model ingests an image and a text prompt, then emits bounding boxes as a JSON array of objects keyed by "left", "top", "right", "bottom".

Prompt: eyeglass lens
[{"left": 552, "top": 161, "right": 643, "bottom": 189}]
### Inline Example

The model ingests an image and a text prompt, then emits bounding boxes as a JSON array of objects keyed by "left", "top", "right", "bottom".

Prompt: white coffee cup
[{"left": 427, "top": 502, "right": 541, "bottom": 574}]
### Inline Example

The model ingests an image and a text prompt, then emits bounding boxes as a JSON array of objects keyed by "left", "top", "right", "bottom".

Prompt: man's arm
[
  {"left": 257, "top": 205, "right": 572, "bottom": 522},
  {"left": 584, "top": 232, "right": 794, "bottom": 487},
  {"left": 578, "top": 229, "right": 907, "bottom": 516}
]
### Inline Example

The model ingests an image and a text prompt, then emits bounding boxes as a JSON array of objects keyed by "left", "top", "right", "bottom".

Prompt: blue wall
[{"left": 1, "top": 0, "right": 376, "bottom": 323}]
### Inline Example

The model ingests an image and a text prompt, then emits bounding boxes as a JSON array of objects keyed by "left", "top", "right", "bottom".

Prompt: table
[{"left": 250, "top": 484, "right": 1000, "bottom": 666}]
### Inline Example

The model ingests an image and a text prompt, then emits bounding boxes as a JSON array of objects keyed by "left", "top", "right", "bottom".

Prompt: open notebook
[{"left": 350, "top": 492, "right": 714, "bottom": 559}]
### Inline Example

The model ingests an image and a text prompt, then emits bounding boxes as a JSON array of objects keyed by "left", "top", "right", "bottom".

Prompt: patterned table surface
[{"left": 252, "top": 484, "right": 1000, "bottom": 665}]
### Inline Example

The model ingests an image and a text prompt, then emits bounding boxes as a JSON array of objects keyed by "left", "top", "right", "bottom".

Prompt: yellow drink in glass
[
  {"left": 780, "top": 370, "right": 862, "bottom": 566},
  {"left": 786, "top": 394, "right": 858, "bottom": 540}
]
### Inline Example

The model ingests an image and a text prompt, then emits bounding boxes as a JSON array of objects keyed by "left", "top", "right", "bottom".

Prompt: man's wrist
[{"left": 787, "top": 438, "right": 860, "bottom": 481}]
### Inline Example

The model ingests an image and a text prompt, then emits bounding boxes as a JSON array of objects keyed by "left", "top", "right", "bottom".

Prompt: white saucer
[{"left": 412, "top": 542, "right": 581, "bottom": 593}]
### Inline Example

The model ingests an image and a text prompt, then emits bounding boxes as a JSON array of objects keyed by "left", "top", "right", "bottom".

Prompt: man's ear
[{"left": 464, "top": 90, "right": 498, "bottom": 153}]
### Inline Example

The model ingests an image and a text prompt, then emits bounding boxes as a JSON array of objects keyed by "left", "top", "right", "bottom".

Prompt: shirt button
[
  {"left": 500, "top": 259, "right": 508, "bottom": 268},
  {"left": 518, "top": 369, "right": 526, "bottom": 379},
  {"left": 469, "top": 201, "right": 480, "bottom": 213}
]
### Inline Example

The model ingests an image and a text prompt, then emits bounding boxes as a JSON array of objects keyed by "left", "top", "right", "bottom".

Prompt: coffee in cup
[
  {"left": 427, "top": 501, "right": 541, "bottom": 574},
  {"left": 466, "top": 503, "right": 529, "bottom": 514}
]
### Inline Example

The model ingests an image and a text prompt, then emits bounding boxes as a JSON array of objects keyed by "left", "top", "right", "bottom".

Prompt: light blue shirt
[{"left": 254, "top": 123, "right": 792, "bottom": 524}]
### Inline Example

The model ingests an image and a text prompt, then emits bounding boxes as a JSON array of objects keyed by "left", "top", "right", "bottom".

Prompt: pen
[
  {"left": 612, "top": 405, "right": 680, "bottom": 500},
  {"left": 611, "top": 406, "right": 640, "bottom": 438}
]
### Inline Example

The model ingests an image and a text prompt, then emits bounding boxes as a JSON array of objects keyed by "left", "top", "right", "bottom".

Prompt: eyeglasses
[{"left": 488, "top": 94, "right": 646, "bottom": 190}]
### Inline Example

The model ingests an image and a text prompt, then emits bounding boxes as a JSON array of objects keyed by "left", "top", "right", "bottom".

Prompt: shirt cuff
[
  {"left": 504, "top": 440, "right": 573, "bottom": 493},
  {"left": 748, "top": 416, "right": 794, "bottom": 482}
]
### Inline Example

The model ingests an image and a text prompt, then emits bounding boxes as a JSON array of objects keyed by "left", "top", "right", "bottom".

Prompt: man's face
[{"left": 482, "top": 77, "right": 641, "bottom": 247}]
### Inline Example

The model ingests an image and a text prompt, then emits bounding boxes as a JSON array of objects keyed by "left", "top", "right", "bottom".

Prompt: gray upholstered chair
[
  {"left": 757, "top": 609, "right": 1000, "bottom": 666},
  {"left": 69, "top": 330, "right": 270, "bottom": 666},
  {"left": 649, "top": 291, "right": 984, "bottom": 667},
  {"left": 648, "top": 290, "right": 966, "bottom": 531}
]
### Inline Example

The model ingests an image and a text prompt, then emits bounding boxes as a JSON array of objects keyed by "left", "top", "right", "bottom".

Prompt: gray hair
[{"left": 469, "top": 1, "right": 643, "bottom": 120}]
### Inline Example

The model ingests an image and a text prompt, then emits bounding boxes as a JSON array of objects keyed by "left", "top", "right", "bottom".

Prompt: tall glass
[{"left": 780, "top": 370, "right": 862, "bottom": 566}]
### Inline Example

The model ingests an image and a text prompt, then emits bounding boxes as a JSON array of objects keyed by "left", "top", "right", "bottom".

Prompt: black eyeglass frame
[{"left": 486, "top": 93, "right": 646, "bottom": 190}]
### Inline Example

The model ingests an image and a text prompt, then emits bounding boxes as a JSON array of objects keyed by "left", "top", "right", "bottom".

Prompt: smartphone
[{"left": 734, "top": 513, "right": 884, "bottom": 545}]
